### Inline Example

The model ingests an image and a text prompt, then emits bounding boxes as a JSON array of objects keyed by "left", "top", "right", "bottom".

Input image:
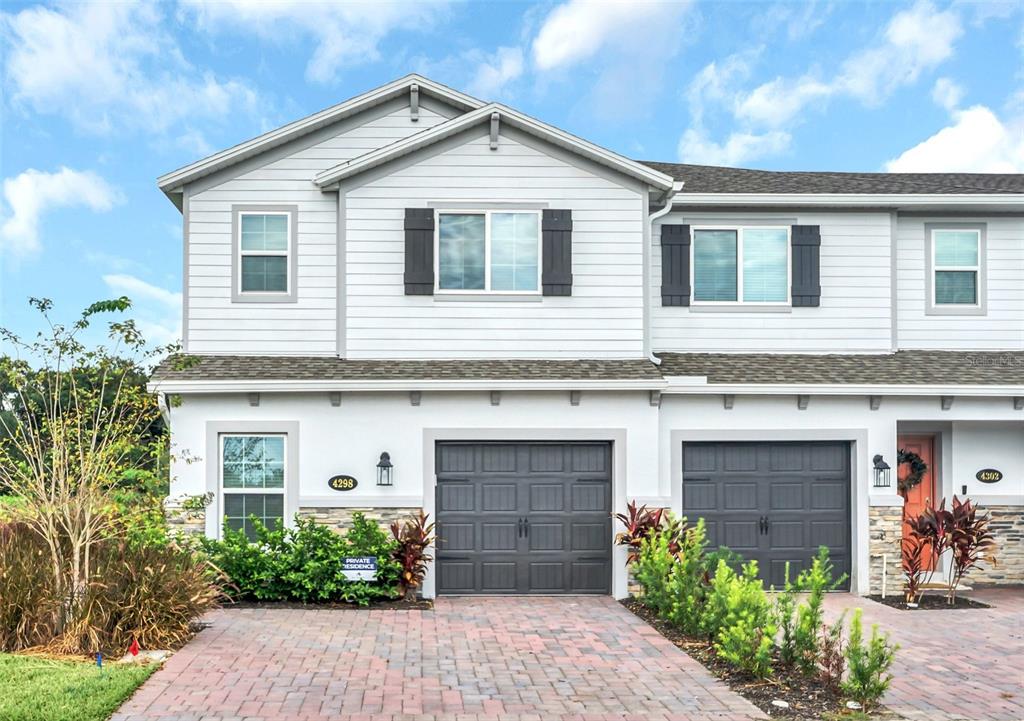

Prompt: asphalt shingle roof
[
  {"left": 656, "top": 351, "right": 1024, "bottom": 385},
  {"left": 640, "top": 162, "right": 1024, "bottom": 195},
  {"left": 153, "top": 352, "right": 1024, "bottom": 386},
  {"left": 151, "top": 355, "right": 664, "bottom": 382}
]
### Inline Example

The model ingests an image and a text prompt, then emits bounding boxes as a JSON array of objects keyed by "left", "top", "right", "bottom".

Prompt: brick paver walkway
[
  {"left": 112, "top": 596, "right": 764, "bottom": 721},
  {"left": 824, "top": 588, "right": 1024, "bottom": 721}
]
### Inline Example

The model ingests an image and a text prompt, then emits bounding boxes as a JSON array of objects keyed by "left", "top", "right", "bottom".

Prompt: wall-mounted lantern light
[
  {"left": 872, "top": 454, "right": 891, "bottom": 488},
  {"left": 376, "top": 452, "right": 393, "bottom": 487}
]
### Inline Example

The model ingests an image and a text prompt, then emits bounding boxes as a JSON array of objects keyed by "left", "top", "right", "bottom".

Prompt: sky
[{"left": 1, "top": 0, "right": 1022, "bottom": 352}]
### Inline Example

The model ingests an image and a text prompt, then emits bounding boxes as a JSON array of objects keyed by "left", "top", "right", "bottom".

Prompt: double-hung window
[
  {"left": 436, "top": 210, "right": 540, "bottom": 293},
  {"left": 931, "top": 228, "right": 981, "bottom": 306},
  {"left": 692, "top": 226, "right": 790, "bottom": 304},
  {"left": 238, "top": 211, "right": 290, "bottom": 295},
  {"left": 221, "top": 434, "right": 285, "bottom": 540}
]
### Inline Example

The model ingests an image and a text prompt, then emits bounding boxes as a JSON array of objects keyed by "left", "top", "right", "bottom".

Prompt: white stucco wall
[{"left": 952, "top": 421, "right": 1024, "bottom": 499}]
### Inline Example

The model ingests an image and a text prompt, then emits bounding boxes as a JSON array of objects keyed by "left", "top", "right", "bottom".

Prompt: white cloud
[
  {"left": 677, "top": 1, "right": 966, "bottom": 165},
  {"left": 467, "top": 47, "right": 525, "bottom": 98},
  {"left": 678, "top": 128, "right": 791, "bottom": 167},
  {"left": 1, "top": 167, "right": 122, "bottom": 257},
  {"left": 931, "top": 77, "right": 964, "bottom": 112},
  {"left": 103, "top": 274, "right": 183, "bottom": 347},
  {"left": 2, "top": 2, "right": 259, "bottom": 138},
  {"left": 532, "top": 0, "right": 659, "bottom": 71},
  {"left": 885, "top": 105, "right": 1024, "bottom": 172},
  {"left": 179, "top": 0, "right": 449, "bottom": 84}
]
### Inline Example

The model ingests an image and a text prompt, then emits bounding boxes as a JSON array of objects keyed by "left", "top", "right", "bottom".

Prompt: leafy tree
[{"left": 0, "top": 297, "right": 172, "bottom": 631}]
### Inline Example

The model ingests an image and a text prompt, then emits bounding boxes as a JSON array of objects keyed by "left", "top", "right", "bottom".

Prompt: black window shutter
[
  {"left": 404, "top": 208, "right": 434, "bottom": 295},
  {"left": 542, "top": 209, "right": 572, "bottom": 296},
  {"left": 660, "top": 224, "right": 691, "bottom": 306},
  {"left": 791, "top": 225, "right": 821, "bottom": 307}
]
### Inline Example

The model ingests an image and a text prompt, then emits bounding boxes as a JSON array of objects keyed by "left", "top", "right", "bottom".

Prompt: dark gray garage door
[
  {"left": 435, "top": 442, "right": 612, "bottom": 595},
  {"left": 682, "top": 441, "right": 851, "bottom": 589}
]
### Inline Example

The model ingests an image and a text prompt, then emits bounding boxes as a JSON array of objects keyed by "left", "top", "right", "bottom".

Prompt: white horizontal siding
[
  {"left": 896, "top": 216, "right": 1024, "bottom": 350},
  {"left": 651, "top": 211, "right": 894, "bottom": 352},
  {"left": 344, "top": 129, "right": 645, "bottom": 359},
  {"left": 184, "top": 97, "right": 455, "bottom": 355}
]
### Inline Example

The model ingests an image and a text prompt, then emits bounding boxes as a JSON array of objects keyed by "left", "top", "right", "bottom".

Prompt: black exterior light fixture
[
  {"left": 376, "top": 452, "right": 394, "bottom": 487},
  {"left": 872, "top": 454, "right": 891, "bottom": 488}
]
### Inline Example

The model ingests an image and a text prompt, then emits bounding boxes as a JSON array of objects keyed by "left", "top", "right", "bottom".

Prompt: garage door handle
[
  {"left": 524, "top": 518, "right": 530, "bottom": 538},
  {"left": 517, "top": 518, "right": 525, "bottom": 538},
  {"left": 759, "top": 516, "right": 767, "bottom": 535}
]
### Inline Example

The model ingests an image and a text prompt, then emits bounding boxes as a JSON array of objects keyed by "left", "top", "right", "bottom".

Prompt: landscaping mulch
[
  {"left": 622, "top": 599, "right": 896, "bottom": 721},
  {"left": 226, "top": 597, "right": 433, "bottom": 611},
  {"left": 867, "top": 593, "right": 990, "bottom": 610}
]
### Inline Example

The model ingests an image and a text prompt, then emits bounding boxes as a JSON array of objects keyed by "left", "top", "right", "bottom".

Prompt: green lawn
[{"left": 0, "top": 653, "right": 157, "bottom": 721}]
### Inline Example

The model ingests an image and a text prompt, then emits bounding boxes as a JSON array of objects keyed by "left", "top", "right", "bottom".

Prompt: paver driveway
[
  {"left": 112, "top": 596, "right": 764, "bottom": 721},
  {"left": 824, "top": 588, "right": 1024, "bottom": 721}
]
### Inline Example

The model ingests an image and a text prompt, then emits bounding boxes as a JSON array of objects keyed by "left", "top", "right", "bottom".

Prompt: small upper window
[
  {"left": 692, "top": 227, "right": 789, "bottom": 304},
  {"left": 932, "top": 229, "right": 980, "bottom": 306},
  {"left": 239, "top": 213, "right": 289, "bottom": 294},
  {"left": 437, "top": 211, "right": 540, "bottom": 293}
]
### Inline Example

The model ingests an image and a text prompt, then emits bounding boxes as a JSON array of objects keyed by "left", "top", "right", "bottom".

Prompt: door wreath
[{"left": 897, "top": 448, "right": 928, "bottom": 494}]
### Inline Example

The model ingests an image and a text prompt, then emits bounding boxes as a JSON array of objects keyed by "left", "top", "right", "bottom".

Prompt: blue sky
[{"left": 1, "top": 0, "right": 1022, "bottom": 351}]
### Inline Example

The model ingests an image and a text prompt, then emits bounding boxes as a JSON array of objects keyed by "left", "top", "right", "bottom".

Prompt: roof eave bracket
[
  {"left": 489, "top": 112, "right": 500, "bottom": 150},
  {"left": 410, "top": 84, "right": 419, "bottom": 122}
]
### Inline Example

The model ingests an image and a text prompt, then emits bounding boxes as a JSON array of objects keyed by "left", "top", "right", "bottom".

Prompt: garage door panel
[
  {"left": 439, "top": 523, "right": 475, "bottom": 552},
  {"left": 683, "top": 441, "right": 851, "bottom": 591},
  {"left": 770, "top": 521, "right": 805, "bottom": 549},
  {"left": 572, "top": 482, "right": 608, "bottom": 511},
  {"left": 683, "top": 480, "right": 716, "bottom": 510},
  {"left": 439, "top": 483, "right": 475, "bottom": 512},
  {"left": 482, "top": 562, "right": 517, "bottom": 591},
  {"left": 723, "top": 520, "right": 761, "bottom": 550},
  {"left": 723, "top": 482, "right": 758, "bottom": 509},
  {"left": 529, "top": 562, "right": 566, "bottom": 591},
  {"left": 481, "top": 523, "right": 518, "bottom": 551},
  {"left": 770, "top": 483, "right": 804, "bottom": 510},
  {"left": 482, "top": 484, "right": 518, "bottom": 511},
  {"left": 768, "top": 558, "right": 807, "bottom": 588},
  {"left": 811, "top": 483, "right": 846, "bottom": 509},
  {"left": 436, "top": 441, "right": 611, "bottom": 595}
]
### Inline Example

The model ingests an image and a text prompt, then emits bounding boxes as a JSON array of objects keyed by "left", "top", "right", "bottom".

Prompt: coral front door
[{"left": 898, "top": 435, "right": 937, "bottom": 569}]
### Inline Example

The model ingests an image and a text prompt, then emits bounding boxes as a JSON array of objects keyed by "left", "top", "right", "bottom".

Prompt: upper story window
[
  {"left": 240, "top": 213, "right": 289, "bottom": 293},
  {"left": 925, "top": 224, "right": 986, "bottom": 316},
  {"left": 692, "top": 226, "right": 790, "bottom": 304},
  {"left": 932, "top": 229, "right": 979, "bottom": 305},
  {"left": 232, "top": 205, "right": 297, "bottom": 303},
  {"left": 437, "top": 210, "right": 540, "bottom": 293}
]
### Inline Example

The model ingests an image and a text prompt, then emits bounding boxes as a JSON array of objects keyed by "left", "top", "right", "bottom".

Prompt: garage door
[
  {"left": 435, "top": 442, "right": 612, "bottom": 595},
  {"left": 682, "top": 441, "right": 851, "bottom": 589}
]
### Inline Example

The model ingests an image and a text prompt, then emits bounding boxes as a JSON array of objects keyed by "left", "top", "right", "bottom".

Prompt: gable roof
[
  {"left": 157, "top": 74, "right": 483, "bottom": 196},
  {"left": 314, "top": 103, "right": 676, "bottom": 191},
  {"left": 643, "top": 162, "right": 1024, "bottom": 195}
]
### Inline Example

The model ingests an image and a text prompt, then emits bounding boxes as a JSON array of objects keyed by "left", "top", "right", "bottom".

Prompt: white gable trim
[
  {"left": 157, "top": 75, "right": 483, "bottom": 196},
  {"left": 313, "top": 103, "right": 675, "bottom": 191}
]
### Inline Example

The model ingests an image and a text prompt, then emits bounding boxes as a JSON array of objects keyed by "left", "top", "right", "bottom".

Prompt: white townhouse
[{"left": 150, "top": 75, "right": 1024, "bottom": 598}]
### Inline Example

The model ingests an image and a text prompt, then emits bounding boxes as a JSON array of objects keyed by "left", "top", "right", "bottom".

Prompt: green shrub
[
  {"left": 632, "top": 526, "right": 676, "bottom": 616},
  {"left": 773, "top": 546, "right": 847, "bottom": 675},
  {"left": 202, "top": 513, "right": 401, "bottom": 606},
  {"left": 703, "top": 559, "right": 775, "bottom": 678},
  {"left": 664, "top": 520, "right": 710, "bottom": 635},
  {"left": 841, "top": 608, "right": 897, "bottom": 710}
]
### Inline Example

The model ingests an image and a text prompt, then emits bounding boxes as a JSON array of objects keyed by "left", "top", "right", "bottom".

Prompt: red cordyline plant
[
  {"left": 390, "top": 511, "right": 436, "bottom": 601},
  {"left": 903, "top": 496, "right": 997, "bottom": 605},
  {"left": 613, "top": 501, "right": 682, "bottom": 564}
]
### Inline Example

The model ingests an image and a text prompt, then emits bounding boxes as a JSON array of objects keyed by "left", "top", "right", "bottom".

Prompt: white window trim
[
  {"left": 238, "top": 211, "right": 291, "bottom": 296},
  {"left": 216, "top": 432, "right": 289, "bottom": 540},
  {"left": 930, "top": 228, "right": 981, "bottom": 308},
  {"left": 924, "top": 223, "right": 987, "bottom": 317},
  {"left": 433, "top": 209, "right": 542, "bottom": 295},
  {"left": 690, "top": 225, "right": 792, "bottom": 306}
]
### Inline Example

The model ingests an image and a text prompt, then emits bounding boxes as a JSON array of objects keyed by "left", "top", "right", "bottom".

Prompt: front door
[{"left": 898, "top": 435, "right": 937, "bottom": 569}]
